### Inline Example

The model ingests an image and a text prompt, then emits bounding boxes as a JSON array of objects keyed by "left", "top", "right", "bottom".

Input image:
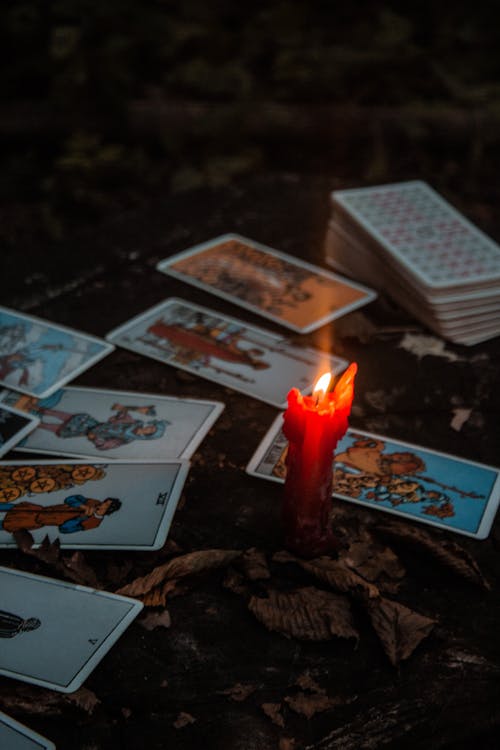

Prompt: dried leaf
[
  {"left": 139, "top": 609, "right": 171, "bottom": 630},
  {"left": 223, "top": 568, "right": 249, "bottom": 596},
  {"left": 116, "top": 549, "right": 241, "bottom": 599},
  {"left": 339, "top": 531, "right": 405, "bottom": 593},
  {"left": 364, "top": 596, "right": 435, "bottom": 666},
  {"left": 0, "top": 684, "right": 99, "bottom": 716},
  {"left": 261, "top": 702, "right": 285, "bottom": 728},
  {"left": 220, "top": 683, "right": 258, "bottom": 702},
  {"left": 376, "top": 522, "right": 491, "bottom": 589},
  {"left": 273, "top": 550, "right": 379, "bottom": 599},
  {"left": 66, "top": 687, "right": 101, "bottom": 715},
  {"left": 14, "top": 531, "right": 60, "bottom": 565},
  {"left": 294, "top": 673, "right": 325, "bottom": 695},
  {"left": 279, "top": 739, "right": 296, "bottom": 750},
  {"left": 62, "top": 550, "right": 101, "bottom": 589},
  {"left": 284, "top": 692, "right": 344, "bottom": 719},
  {"left": 249, "top": 587, "right": 358, "bottom": 642},
  {"left": 13, "top": 531, "right": 100, "bottom": 588},
  {"left": 141, "top": 580, "right": 181, "bottom": 608},
  {"left": 240, "top": 547, "right": 271, "bottom": 580},
  {"left": 450, "top": 407, "right": 472, "bottom": 431},
  {"left": 173, "top": 712, "right": 196, "bottom": 729}
]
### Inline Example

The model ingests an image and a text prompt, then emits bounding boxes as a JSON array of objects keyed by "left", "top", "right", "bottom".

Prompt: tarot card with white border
[
  {"left": 0, "top": 567, "right": 143, "bottom": 694},
  {"left": 0, "top": 711, "right": 55, "bottom": 750},
  {"left": 0, "top": 306, "right": 114, "bottom": 399},
  {"left": 0, "top": 458, "right": 190, "bottom": 550},
  {"left": 0, "top": 404, "right": 39, "bottom": 458},
  {"left": 246, "top": 415, "right": 500, "bottom": 539},
  {"left": 0, "top": 386, "right": 224, "bottom": 461},
  {"left": 156, "top": 234, "right": 376, "bottom": 333},
  {"left": 106, "top": 298, "right": 348, "bottom": 407}
]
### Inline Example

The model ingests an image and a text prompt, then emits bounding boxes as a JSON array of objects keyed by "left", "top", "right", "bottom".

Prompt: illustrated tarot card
[
  {"left": 332, "top": 181, "right": 500, "bottom": 293},
  {"left": 0, "top": 306, "right": 114, "bottom": 399},
  {"left": 246, "top": 415, "right": 500, "bottom": 539},
  {"left": 0, "top": 404, "right": 39, "bottom": 458},
  {"left": 0, "top": 458, "right": 189, "bottom": 550},
  {"left": 0, "top": 711, "right": 55, "bottom": 749},
  {"left": 0, "top": 386, "right": 224, "bottom": 461},
  {"left": 0, "top": 567, "right": 142, "bottom": 693},
  {"left": 156, "top": 234, "right": 376, "bottom": 333},
  {"left": 106, "top": 298, "right": 349, "bottom": 407}
]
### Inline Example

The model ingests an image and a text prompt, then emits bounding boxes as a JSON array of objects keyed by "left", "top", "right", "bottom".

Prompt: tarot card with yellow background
[{"left": 157, "top": 234, "right": 376, "bottom": 333}]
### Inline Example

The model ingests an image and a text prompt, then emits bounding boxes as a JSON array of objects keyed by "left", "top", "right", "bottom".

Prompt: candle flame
[{"left": 313, "top": 371, "right": 332, "bottom": 400}]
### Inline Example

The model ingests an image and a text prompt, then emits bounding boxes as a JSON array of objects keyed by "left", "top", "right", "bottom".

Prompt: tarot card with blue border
[
  {"left": 0, "top": 459, "right": 190, "bottom": 550},
  {"left": 0, "top": 386, "right": 224, "bottom": 461},
  {"left": 0, "top": 306, "right": 114, "bottom": 399},
  {"left": 0, "top": 404, "right": 39, "bottom": 458},
  {"left": 0, "top": 567, "right": 142, "bottom": 694},
  {"left": 0, "top": 711, "right": 55, "bottom": 750},
  {"left": 246, "top": 416, "right": 500, "bottom": 539}
]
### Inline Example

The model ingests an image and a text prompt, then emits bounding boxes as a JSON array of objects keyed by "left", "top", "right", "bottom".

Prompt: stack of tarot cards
[{"left": 325, "top": 181, "right": 500, "bottom": 345}]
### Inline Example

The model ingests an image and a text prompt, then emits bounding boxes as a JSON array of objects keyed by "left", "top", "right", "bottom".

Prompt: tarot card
[
  {"left": 332, "top": 181, "right": 500, "bottom": 294},
  {"left": 0, "top": 306, "right": 114, "bottom": 399},
  {"left": 0, "top": 567, "right": 142, "bottom": 693},
  {"left": 0, "top": 404, "right": 39, "bottom": 458},
  {"left": 0, "top": 711, "right": 55, "bottom": 749},
  {"left": 0, "top": 386, "right": 224, "bottom": 461},
  {"left": 0, "top": 458, "right": 189, "bottom": 550},
  {"left": 106, "top": 298, "right": 349, "bottom": 407},
  {"left": 156, "top": 234, "right": 376, "bottom": 333},
  {"left": 246, "top": 416, "right": 500, "bottom": 538}
]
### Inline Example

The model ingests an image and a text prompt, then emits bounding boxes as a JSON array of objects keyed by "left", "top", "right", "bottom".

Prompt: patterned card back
[{"left": 332, "top": 181, "right": 500, "bottom": 290}]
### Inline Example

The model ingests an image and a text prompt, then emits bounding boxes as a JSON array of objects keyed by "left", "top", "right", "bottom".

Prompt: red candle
[{"left": 282, "top": 363, "right": 357, "bottom": 558}]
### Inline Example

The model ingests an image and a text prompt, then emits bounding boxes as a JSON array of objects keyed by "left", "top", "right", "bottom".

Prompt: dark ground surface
[
  {"left": 1, "top": 172, "right": 500, "bottom": 750},
  {"left": 2, "top": 3, "right": 500, "bottom": 748}
]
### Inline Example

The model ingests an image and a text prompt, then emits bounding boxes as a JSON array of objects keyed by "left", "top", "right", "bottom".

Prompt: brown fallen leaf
[
  {"left": 0, "top": 684, "right": 100, "bottom": 716},
  {"left": 376, "top": 521, "right": 491, "bottom": 589},
  {"left": 66, "top": 687, "right": 101, "bottom": 715},
  {"left": 262, "top": 702, "right": 285, "bottom": 728},
  {"left": 173, "top": 712, "right": 196, "bottom": 729},
  {"left": 220, "top": 683, "right": 258, "bottom": 702},
  {"left": 273, "top": 550, "right": 434, "bottom": 665},
  {"left": 139, "top": 609, "right": 171, "bottom": 630},
  {"left": 364, "top": 596, "right": 436, "bottom": 666},
  {"left": 223, "top": 568, "right": 249, "bottom": 596},
  {"left": 62, "top": 550, "right": 101, "bottom": 589},
  {"left": 14, "top": 531, "right": 60, "bottom": 565},
  {"left": 116, "top": 549, "right": 241, "bottom": 600},
  {"left": 339, "top": 530, "right": 405, "bottom": 594},
  {"left": 284, "top": 692, "right": 345, "bottom": 719},
  {"left": 273, "top": 550, "right": 379, "bottom": 599},
  {"left": 240, "top": 547, "right": 271, "bottom": 580},
  {"left": 13, "top": 531, "right": 100, "bottom": 588},
  {"left": 249, "top": 587, "right": 359, "bottom": 642},
  {"left": 294, "top": 673, "right": 325, "bottom": 695},
  {"left": 142, "top": 580, "right": 182, "bottom": 608},
  {"left": 278, "top": 739, "right": 296, "bottom": 750}
]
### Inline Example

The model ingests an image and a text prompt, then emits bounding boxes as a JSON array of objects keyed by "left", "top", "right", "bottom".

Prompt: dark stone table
[{"left": 1, "top": 174, "right": 499, "bottom": 750}]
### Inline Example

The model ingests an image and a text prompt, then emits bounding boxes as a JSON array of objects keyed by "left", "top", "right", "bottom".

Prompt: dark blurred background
[{"left": 2, "top": 1, "right": 500, "bottom": 257}]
